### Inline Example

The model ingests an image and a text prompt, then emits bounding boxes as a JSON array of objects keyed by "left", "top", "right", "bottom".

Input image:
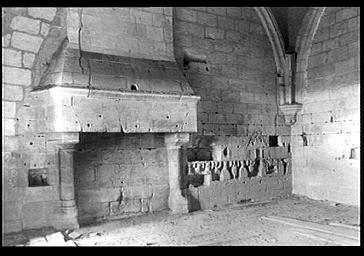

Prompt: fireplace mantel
[
  {"left": 30, "top": 42, "right": 200, "bottom": 134},
  {"left": 31, "top": 86, "right": 200, "bottom": 134}
]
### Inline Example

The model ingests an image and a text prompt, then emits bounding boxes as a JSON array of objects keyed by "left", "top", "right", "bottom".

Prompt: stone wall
[
  {"left": 2, "top": 8, "right": 66, "bottom": 233},
  {"left": 291, "top": 7, "right": 360, "bottom": 205},
  {"left": 74, "top": 133, "right": 168, "bottom": 225},
  {"left": 174, "top": 7, "right": 286, "bottom": 141},
  {"left": 67, "top": 8, "right": 174, "bottom": 61},
  {"left": 173, "top": 7, "right": 291, "bottom": 208}
]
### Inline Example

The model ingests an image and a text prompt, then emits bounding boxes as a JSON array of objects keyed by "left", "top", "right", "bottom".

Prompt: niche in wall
[{"left": 28, "top": 168, "right": 49, "bottom": 187}]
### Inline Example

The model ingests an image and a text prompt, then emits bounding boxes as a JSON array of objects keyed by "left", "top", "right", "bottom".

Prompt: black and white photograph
[{"left": 1, "top": 6, "right": 360, "bottom": 246}]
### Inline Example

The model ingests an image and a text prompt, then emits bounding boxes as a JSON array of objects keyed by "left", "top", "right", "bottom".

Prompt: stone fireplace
[{"left": 22, "top": 34, "right": 200, "bottom": 228}]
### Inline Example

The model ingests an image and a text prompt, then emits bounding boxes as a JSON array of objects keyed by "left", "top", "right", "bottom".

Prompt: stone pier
[
  {"left": 49, "top": 132, "right": 80, "bottom": 230},
  {"left": 165, "top": 133, "right": 190, "bottom": 214}
]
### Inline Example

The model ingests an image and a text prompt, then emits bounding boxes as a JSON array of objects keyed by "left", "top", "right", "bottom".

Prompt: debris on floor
[
  {"left": 261, "top": 215, "right": 360, "bottom": 246},
  {"left": 3, "top": 197, "right": 360, "bottom": 246}
]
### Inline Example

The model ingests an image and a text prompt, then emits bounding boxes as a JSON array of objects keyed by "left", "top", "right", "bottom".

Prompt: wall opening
[
  {"left": 269, "top": 136, "right": 279, "bottom": 147},
  {"left": 301, "top": 132, "right": 308, "bottom": 146},
  {"left": 223, "top": 147, "right": 230, "bottom": 157},
  {"left": 350, "top": 147, "right": 358, "bottom": 160},
  {"left": 28, "top": 168, "right": 49, "bottom": 187},
  {"left": 130, "top": 84, "right": 138, "bottom": 91}
]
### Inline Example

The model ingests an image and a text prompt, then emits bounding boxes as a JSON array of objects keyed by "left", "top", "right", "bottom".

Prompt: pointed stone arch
[
  {"left": 254, "top": 7, "right": 294, "bottom": 108},
  {"left": 294, "top": 7, "right": 326, "bottom": 104},
  {"left": 254, "top": 7, "right": 326, "bottom": 125},
  {"left": 253, "top": 7, "right": 286, "bottom": 78}
]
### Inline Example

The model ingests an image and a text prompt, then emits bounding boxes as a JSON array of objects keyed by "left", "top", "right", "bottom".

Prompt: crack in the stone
[
  {"left": 77, "top": 8, "right": 93, "bottom": 97},
  {"left": 77, "top": 8, "right": 86, "bottom": 74}
]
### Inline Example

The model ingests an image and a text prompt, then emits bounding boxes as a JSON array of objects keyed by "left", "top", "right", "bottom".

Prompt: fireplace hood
[{"left": 30, "top": 40, "right": 200, "bottom": 134}]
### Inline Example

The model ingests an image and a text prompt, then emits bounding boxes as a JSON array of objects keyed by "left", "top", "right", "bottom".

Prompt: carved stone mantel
[
  {"left": 279, "top": 103, "right": 303, "bottom": 126},
  {"left": 164, "top": 133, "right": 190, "bottom": 214}
]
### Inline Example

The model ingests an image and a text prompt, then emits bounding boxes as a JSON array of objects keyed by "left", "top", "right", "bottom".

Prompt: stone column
[
  {"left": 49, "top": 132, "right": 79, "bottom": 229},
  {"left": 58, "top": 144, "right": 77, "bottom": 215},
  {"left": 164, "top": 133, "right": 190, "bottom": 214}
]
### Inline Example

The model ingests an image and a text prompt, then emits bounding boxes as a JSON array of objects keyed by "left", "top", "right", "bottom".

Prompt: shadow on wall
[{"left": 184, "top": 189, "right": 201, "bottom": 212}]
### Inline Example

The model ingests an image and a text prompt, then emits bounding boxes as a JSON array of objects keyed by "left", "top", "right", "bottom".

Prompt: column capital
[
  {"left": 164, "top": 133, "right": 190, "bottom": 148},
  {"left": 279, "top": 103, "right": 303, "bottom": 126}
]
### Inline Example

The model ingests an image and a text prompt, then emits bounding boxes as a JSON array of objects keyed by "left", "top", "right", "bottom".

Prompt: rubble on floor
[{"left": 3, "top": 196, "right": 359, "bottom": 246}]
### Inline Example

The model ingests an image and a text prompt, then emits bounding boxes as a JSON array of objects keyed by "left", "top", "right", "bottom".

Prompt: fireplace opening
[{"left": 74, "top": 132, "right": 169, "bottom": 225}]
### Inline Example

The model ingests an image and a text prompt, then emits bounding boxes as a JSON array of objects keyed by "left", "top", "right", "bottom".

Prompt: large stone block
[
  {"left": 335, "top": 57, "right": 357, "bottom": 74},
  {"left": 22, "top": 52, "right": 36, "bottom": 69},
  {"left": 2, "top": 48, "right": 22, "bottom": 67},
  {"left": 176, "top": 8, "right": 197, "bottom": 23},
  {"left": 239, "top": 92, "right": 255, "bottom": 104},
  {"left": 175, "top": 21, "right": 205, "bottom": 38},
  {"left": 11, "top": 32, "right": 43, "bottom": 53},
  {"left": 248, "top": 177, "right": 267, "bottom": 201},
  {"left": 24, "top": 186, "right": 59, "bottom": 203},
  {"left": 77, "top": 188, "right": 121, "bottom": 204},
  {"left": 147, "top": 7, "right": 164, "bottom": 14},
  {"left": 338, "top": 30, "right": 359, "bottom": 47},
  {"left": 2, "top": 220, "right": 22, "bottom": 233},
  {"left": 205, "top": 27, "right": 225, "bottom": 40},
  {"left": 10, "top": 16, "right": 40, "bottom": 34},
  {"left": 148, "top": 192, "right": 168, "bottom": 212},
  {"left": 218, "top": 124, "right": 237, "bottom": 135},
  {"left": 197, "top": 12, "right": 217, "bottom": 27},
  {"left": 217, "top": 16, "right": 234, "bottom": 30},
  {"left": 21, "top": 201, "right": 47, "bottom": 229},
  {"left": 28, "top": 7, "right": 57, "bottom": 21},
  {"left": 3, "top": 66, "right": 31, "bottom": 86},
  {"left": 40, "top": 22, "right": 50, "bottom": 37},
  {"left": 131, "top": 9, "right": 153, "bottom": 24},
  {"left": 2, "top": 34, "right": 11, "bottom": 47},
  {"left": 348, "top": 16, "right": 359, "bottom": 31},
  {"left": 2, "top": 118, "right": 16, "bottom": 136},
  {"left": 322, "top": 38, "right": 339, "bottom": 52},
  {"left": 2, "top": 101, "right": 17, "bottom": 118},
  {"left": 329, "top": 20, "right": 349, "bottom": 38},
  {"left": 146, "top": 26, "right": 164, "bottom": 42},
  {"left": 336, "top": 7, "right": 358, "bottom": 23},
  {"left": 207, "top": 7, "right": 227, "bottom": 16},
  {"left": 2, "top": 136, "right": 19, "bottom": 152},
  {"left": 266, "top": 176, "right": 284, "bottom": 191},
  {"left": 226, "top": 7, "right": 241, "bottom": 18},
  {"left": 2, "top": 200, "right": 22, "bottom": 224},
  {"left": 313, "top": 27, "right": 329, "bottom": 42}
]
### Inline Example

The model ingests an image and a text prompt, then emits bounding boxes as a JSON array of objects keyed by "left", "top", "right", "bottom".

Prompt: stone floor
[{"left": 2, "top": 195, "right": 360, "bottom": 246}]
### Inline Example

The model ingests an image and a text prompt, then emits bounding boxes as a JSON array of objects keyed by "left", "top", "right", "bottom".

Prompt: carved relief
[{"left": 187, "top": 157, "right": 290, "bottom": 186}]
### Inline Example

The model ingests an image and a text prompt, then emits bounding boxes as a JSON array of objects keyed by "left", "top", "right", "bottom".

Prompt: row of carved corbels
[{"left": 187, "top": 158, "right": 289, "bottom": 185}]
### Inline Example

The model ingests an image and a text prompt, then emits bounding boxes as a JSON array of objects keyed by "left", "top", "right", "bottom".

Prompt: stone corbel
[
  {"left": 164, "top": 133, "right": 190, "bottom": 214},
  {"left": 279, "top": 103, "right": 303, "bottom": 126}
]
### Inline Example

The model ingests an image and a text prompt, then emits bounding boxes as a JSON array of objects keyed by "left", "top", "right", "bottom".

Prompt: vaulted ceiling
[{"left": 270, "top": 7, "right": 310, "bottom": 52}]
